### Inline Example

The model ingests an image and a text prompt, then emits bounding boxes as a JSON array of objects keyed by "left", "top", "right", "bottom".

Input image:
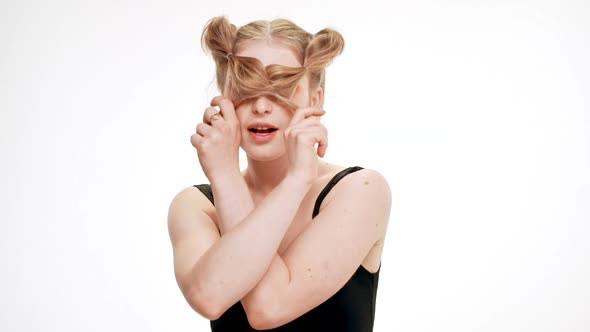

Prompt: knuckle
[
  {"left": 199, "top": 139, "right": 209, "bottom": 149},
  {"left": 289, "top": 128, "right": 300, "bottom": 138},
  {"left": 218, "top": 98, "right": 233, "bottom": 109},
  {"left": 193, "top": 139, "right": 204, "bottom": 150},
  {"left": 202, "top": 107, "right": 213, "bottom": 119},
  {"left": 296, "top": 134, "right": 307, "bottom": 144},
  {"left": 219, "top": 124, "right": 231, "bottom": 133},
  {"left": 209, "top": 131, "right": 221, "bottom": 140}
]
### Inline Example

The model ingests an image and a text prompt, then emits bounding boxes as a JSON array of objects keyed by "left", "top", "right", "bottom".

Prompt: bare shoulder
[
  {"left": 345, "top": 167, "right": 391, "bottom": 193},
  {"left": 167, "top": 185, "right": 218, "bottom": 243},
  {"left": 323, "top": 167, "right": 391, "bottom": 272},
  {"left": 316, "top": 166, "right": 392, "bottom": 214}
]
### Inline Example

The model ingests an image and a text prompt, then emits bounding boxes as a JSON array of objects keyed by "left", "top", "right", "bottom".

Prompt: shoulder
[
  {"left": 167, "top": 185, "right": 217, "bottom": 233},
  {"left": 315, "top": 166, "right": 392, "bottom": 212},
  {"left": 345, "top": 167, "right": 390, "bottom": 189},
  {"left": 336, "top": 168, "right": 391, "bottom": 213},
  {"left": 168, "top": 185, "right": 214, "bottom": 211}
]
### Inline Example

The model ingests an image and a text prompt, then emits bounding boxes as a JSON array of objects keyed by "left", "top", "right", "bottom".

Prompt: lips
[
  {"left": 247, "top": 122, "right": 279, "bottom": 143},
  {"left": 247, "top": 122, "right": 278, "bottom": 134}
]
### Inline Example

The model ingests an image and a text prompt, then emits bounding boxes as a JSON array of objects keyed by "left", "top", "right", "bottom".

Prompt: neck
[{"left": 242, "top": 155, "right": 320, "bottom": 197}]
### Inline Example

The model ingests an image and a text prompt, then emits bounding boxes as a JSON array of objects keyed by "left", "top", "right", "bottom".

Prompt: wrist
[
  {"left": 283, "top": 173, "right": 313, "bottom": 194},
  {"left": 209, "top": 168, "right": 243, "bottom": 186}
]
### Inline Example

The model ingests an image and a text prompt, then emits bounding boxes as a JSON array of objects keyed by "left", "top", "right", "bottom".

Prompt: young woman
[{"left": 168, "top": 16, "right": 392, "bottom": 331}]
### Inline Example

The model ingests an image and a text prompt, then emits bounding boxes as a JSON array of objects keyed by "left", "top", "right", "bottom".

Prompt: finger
[
  {"left": 284, "top": 118, "right": 323, "bottom": 139},
  {"left": 289, "top": 107, "right": 325, "bottom": 127},
  {"left": 301, "top": 126, "right": 328, "bottom": 157},
  {"left": 289, "top": 116, "right": 323, "bottom": 130},
  {"left": 290, "top": 107, "right": 325, "bottom": 126},
  {"left": 190, "top": 133, "right": 202, "bottom": 149},
  {"left": 317, "top": 135, "right": 328, "bottom": 157},
  {"left": 308, "top": 126, "right": 328, "bottom": 157},
  {"left": 211, "top": 96, "right": 238, "bottom": 123},
  {"left": 203, "top": 107, "right": 223, "bottom": 125},
  {"left": 196, "top": 122, "right": 213, "bottom": 136},
  {"left": 290, "top": 125, "right": 328, "bottom": 151}
]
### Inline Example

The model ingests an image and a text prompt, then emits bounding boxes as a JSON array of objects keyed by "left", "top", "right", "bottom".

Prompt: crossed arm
[{"left": 168, "top": 169, "right": 391, "bottom": 329}]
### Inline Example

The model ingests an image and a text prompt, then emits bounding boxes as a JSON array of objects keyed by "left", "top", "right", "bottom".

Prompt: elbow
[
  {"left": 191, "top": 301, "right": 225, "bottom": 321},
  {"left": 243, "top": 298, "right": 283, "bottom": 330},
  {"left": 186, "top": 286, "right": 227, "bottom": 321},
  {"left": 189, "top": 291, "right": 276, "bottom": 327},
  {"left": 190, "top": 290, "right": 278, "bottom": 327},
  {"left": 244, "top": 306, "right": 273, "bottom": 330}
]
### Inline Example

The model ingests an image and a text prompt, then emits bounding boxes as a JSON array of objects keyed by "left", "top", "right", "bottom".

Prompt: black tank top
[{"left": 193, "top": 166, "right": 380, "bottom": 332}]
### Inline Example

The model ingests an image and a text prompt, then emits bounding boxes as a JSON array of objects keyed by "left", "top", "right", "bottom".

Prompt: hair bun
[
  {"left": 201, "top": 16, "right": 237, "bottom": 63},
  {"left": 304, "top": 28, "right": 345, "bottom": 69}
]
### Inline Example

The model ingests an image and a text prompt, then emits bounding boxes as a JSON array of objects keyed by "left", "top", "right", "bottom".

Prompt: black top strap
[
  {"left": 312, "top": 166, "right": 364, "bottom": 218},
  {"left": 193, "top": 166, "right": 365, "bottom": 219},
  {"left": 194, "top": 184, "right": 214, "bottom": 205}
]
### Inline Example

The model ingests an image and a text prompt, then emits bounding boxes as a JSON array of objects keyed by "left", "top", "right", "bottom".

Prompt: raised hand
[
  {"left": 190, "top": 96, "right": 242, "bottom": 181},
  {"left": 284, "top": 107, "right": 328, "bottom": 184}
]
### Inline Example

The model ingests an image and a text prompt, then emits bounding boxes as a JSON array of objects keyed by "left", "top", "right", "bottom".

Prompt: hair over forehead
[
  {"left": 234, "top": 19, "right": 312, "bottom": 64},
  {"left": 201, "top": 16, "right": 344, "bottom": 108}
]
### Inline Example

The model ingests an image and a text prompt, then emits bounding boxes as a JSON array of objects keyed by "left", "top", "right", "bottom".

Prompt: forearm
[
  {"left": 240, "top": 252, "right": 290, "bottom": 324},
  {"left": 209, "top": 171, "right": 254, "bottom": 233},
  {"left": 189, "top": 175, "right": 311, "bottom": 313}
]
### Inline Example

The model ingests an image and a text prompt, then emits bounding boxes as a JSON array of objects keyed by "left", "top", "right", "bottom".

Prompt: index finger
[
  {"left": 289, "top": 107, "right": 325, "bottom": 127},
  {"left": 210, "top": 96, "right": 238, "bottom": 123}
]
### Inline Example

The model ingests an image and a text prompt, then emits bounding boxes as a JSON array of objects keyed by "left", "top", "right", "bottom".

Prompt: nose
[{"left": 252, "top": 96, "right": 272, "bottom": 115}]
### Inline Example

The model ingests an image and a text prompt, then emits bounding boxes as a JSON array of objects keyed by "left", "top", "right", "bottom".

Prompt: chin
[
  {"left": 240, "top": 131, "right": 287, "bottom": 162},
  {"left": 241, "top": 144, "right": 285, "bottom": 162}
]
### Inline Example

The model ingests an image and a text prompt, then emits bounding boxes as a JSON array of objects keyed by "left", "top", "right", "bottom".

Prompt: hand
[
  {"left": 190, "top": 96, "right": 241, "bottom": 181},
  {"left": 284, "top": 107, "right": 328, "bottom": 184}
]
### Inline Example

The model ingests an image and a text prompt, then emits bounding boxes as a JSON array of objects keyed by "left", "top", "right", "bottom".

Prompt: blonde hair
[{"left": 201, "top": 16, "right": 344, "bottom": 110}]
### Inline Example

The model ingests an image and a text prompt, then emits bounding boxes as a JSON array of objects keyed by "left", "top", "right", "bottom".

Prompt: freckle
[{"left": 364, "top": 181, "right": 369, "bottom": 185}]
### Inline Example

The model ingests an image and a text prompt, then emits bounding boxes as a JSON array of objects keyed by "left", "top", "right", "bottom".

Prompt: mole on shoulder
[{"left": 364, "top": 180, "right": 370, "bottom": 185}]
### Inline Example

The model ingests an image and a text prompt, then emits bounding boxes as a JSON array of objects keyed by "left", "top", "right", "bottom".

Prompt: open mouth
[{"left": 248, "top": 128, "right": 278, "bottom": 134}]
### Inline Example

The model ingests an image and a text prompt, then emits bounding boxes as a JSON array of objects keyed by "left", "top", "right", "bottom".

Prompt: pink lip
[
  {"left": 248, "top": 129, "right": 278, "bottom": 143},
  {"left": 246, "top": 121, "right": 279, "bottom": 143},
  {"left": 247, "top": 122, "right": 278, "bottom": 130}
]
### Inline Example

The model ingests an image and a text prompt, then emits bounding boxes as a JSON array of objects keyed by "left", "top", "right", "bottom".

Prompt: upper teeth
[{"left": 256, "top": 127, "right": 269, "bottom": 130}]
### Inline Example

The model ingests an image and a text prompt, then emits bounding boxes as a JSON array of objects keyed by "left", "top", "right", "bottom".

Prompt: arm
[
  {"left": 174, "top": 97, "right": 332, "bottom": 321},
  {"left": 168, "top": 173, "right": 311, "bottom": 320},
  {"left": 239, "top": 169, "right": 392, "bottom": 329},
  {"left": 208, "top": 170, "right": 254, "bottom": 233}
]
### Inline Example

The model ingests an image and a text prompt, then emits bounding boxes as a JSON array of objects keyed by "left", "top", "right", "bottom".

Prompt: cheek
[{"left": 234, "top": 105, "right": 248, "bottom": 123}]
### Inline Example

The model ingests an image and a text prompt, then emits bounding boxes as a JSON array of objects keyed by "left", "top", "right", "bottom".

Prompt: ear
[
  {"left": 222, "top": 70, "right": 233, "bottom": 97},
  {"left": 309, "top": 85, "right": 324, "bottom": 108},
  {"left": 223, "top": 83, "right": 231, "bottom": 97}
]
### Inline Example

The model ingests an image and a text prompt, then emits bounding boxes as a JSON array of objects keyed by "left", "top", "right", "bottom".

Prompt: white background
[{"left": 1, "top": 0, "right": 589, "bottom": 331}]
